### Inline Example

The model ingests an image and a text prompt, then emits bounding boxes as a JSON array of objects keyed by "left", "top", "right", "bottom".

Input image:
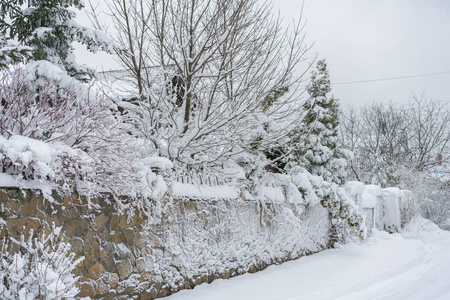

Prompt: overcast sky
[
  {"left": 274, "top": 0, "right": 450, "bottom": 107},
  {"left": 76, "top": 0, "right": 450, "bottom": 107}
]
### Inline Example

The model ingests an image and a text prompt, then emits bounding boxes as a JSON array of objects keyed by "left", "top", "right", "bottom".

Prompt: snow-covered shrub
[
  {"left": 290, "top": 166, "right": 321, "bottom": 206},
  {"left": 236, "top": 152, "right": 270, "bottom": 191},
  {"left": 0, "top": 226, "right": 83, "bottom": 299},
  {"left": 0, "top": 66, "right": 158, "bottom": 212},
  {"left": 290, "top": 166, "right": 367, "bottom": 246}
]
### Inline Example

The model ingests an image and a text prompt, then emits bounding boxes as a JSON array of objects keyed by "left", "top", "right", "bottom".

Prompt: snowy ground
[{"left": 165, "top": 217, "right": 450, "bottom": 300}]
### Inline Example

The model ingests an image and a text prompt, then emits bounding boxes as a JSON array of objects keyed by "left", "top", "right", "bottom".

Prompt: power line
[{"left": 332, "top": 71, "right": 450, "bottom": 85}]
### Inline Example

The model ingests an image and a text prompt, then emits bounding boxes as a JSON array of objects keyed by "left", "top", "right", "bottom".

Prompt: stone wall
[{"left": 0, "top": 187, "right": 331, "bottom": 299}]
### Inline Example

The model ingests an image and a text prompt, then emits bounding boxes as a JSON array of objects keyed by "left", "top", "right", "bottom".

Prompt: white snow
[
  {"left": 364, "top": 184, "right": 383, "bottom": 197},
  {"left": 257, "top": 186, "right": 285, "bottom": 203},
  {"left": 345, "top": 181, "right": 365, "bottom": 197},
  {"left": 5, "top": 135, "right": 54, "bottom": 164},
  {"left": 361, "top": 193, "right": 377, "bottom": 208},
  {"left": 382, "top": 187, "right": 403, "bottom": 232},
  {"left": 143, "top": 157, "right": 174, "bottom": 171},
  {"left": 171, "top": 182, "right": 240, "bottom": 200},
  {"left": 165, "top": 218, "right": 450, "bottom": 300},
  {"left": 0, "top": 174, "right": 18, "bottom": 187}
]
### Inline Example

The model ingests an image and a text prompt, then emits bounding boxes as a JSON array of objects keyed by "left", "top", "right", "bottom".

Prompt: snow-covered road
[{"left": 165, "top": 217, "right": 450, "bottom": 300}]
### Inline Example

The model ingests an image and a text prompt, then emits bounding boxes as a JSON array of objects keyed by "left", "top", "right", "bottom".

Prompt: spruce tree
[
  {"left": 0, "top": 35, "right": 32, "bottom": 68},
  {"left": 0, "top": 0, "right": 113, "bottom": 79},
  {"left": 287, "top": 59, "right": 349, "bottom": 185}
]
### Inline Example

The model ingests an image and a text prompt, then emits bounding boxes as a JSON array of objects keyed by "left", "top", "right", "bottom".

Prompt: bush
[
  {"left": 0, "top": 66, "right": 159, "bottom": 213},
  {"left": 290, "top": 166, "right": 367, "bottom": 246},
  {"left": 0, "top": 225, "right": 83, "bottom": 299}
]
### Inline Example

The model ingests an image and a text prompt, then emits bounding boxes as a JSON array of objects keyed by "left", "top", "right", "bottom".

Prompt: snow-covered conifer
[
  {"left": 371, "top": 154, "right": 400, "bottom": 187},
  {"left": 0, "top": 0, "right": 113, "bottom": 79},
  {"left": 0, "top": 35, "right": 32, "bottom": 68},
  {"left": 287, "top": 59, "right": 349, "bottom": 185}
]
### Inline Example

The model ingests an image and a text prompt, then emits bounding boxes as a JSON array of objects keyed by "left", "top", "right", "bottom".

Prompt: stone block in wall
[
  {"left": 72, "top": 238, "right": 84, "bottom": 255},
  {"left": 61, "top": 206, "right": 79, "bottom": 220},
  {"left": 118, "top": 259, "right": 133, "bottom": 280},
  {"left": 0, "top": 189, "right": 8, "bottom": 202},
  {"left": 63, "top": 220, "right": 75, "bottom": 238},
  {"left": 92, "top": 213, "right": 109, "bottom": 231},
  {"left": 89, "top": 262, "right": 106, "bottom": 279},
  {"left": 90, "top": 240, "right": 100, "bottom": 259},
  {"left": 74, "top": 218, "right": 89, "bottom": 237},
  {"left": 24, "top": 218, "right": 40, "bottom": 238},
  {"left": 79, "top": 279, "right": 95, "bottom": 298},
  {"left": 3, "top": 199, "right": 21, "bottom": 217},
  {"left": 119, "top": 216, "right": 134, "bottom": 230},
  {"left": 94, "top": 279, "right": 109, "bottom": 295},
  {"left": 7, "top": 218, "right": 25, "bottom": 235},
  {"left": 20, "top": 195, "right": 37, "bottom": 216}
]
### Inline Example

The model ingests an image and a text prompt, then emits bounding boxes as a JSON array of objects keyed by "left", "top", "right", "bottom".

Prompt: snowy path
[{"left": 165, "top": 218, "right": 450, "bottom": 300}]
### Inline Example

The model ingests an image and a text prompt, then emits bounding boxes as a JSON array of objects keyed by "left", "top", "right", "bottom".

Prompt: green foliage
[
  {"left": 285, "top": 59, "right": 349, "bottom": 185},
  {"left": 321, "top": 188, "right": 367, "bottom": 247},
  {"left": 262, "top": 86, "right": 289, "bottom": 112},
  {"left": 0, "top": 36, "right": 32, "bottom": 68},
  {"left": 371, "top": 154, "right": 400, "bottom": 187},
  {"left": 1, "top": 0, "right": 112, "bottom": 79},
  {"left": 306, "top": 60, "right": 330, "bottom": 98}
]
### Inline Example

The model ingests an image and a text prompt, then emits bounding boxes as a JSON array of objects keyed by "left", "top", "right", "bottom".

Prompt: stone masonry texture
[{"left": 0, "top": 188, "right": 331, "bottom": 299}]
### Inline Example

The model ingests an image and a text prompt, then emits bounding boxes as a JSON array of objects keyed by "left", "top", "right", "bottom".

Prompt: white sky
[
  {"left": 75, "top": 0, "right": 450, "bottom": 107},
  {"left": 274, "top": 0, "right": 450, "bottom": 107}
]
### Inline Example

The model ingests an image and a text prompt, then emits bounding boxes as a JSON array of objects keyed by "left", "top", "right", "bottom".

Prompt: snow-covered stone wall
[
  {"left": 0, "top": 187, "right": 331, "bottom": 299},
  {"left": 346, "top": 182, "right": 404, "bottom": 233}
]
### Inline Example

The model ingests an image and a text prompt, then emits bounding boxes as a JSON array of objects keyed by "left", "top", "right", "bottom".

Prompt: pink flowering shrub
[{"left": 0, "top": 66, "right": 156, "bottom": 213}]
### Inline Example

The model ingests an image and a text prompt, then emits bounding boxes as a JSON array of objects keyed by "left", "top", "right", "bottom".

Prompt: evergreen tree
[
  {"left": 0, "top": 0, "right": 113, "bottom": 79},
  {"left": 0, "top": 35, "right": 32, "bottom": 68},
  {"left": 286, "top": 59, "right": 349, "bottom": 185},
  {"left": 371, "top": 153, "right": 400, "bottom": 187}
]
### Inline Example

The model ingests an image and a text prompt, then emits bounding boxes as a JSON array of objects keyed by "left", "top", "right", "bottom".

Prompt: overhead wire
[{"left": 332, "top": 71, "right": 450, "bottom": 85}]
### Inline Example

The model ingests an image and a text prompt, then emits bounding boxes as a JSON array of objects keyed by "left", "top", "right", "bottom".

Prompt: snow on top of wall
[
  {"left": 143, "top": 157, "right": 174, "bottom": 171},
  {"left": 0, "top": 174, "right": 18, "bottom": 187},
  {"left": 0, "top": 135, "right": 59, "bottom": 200},
  {"left": 345, "top": 181, "right": 365, "bottom": 197},
  {"left": 257, "top": 186, "right": 285, "bottom": 203},
  {"left": 0, "top": 173, "right": 55, "bottom": 200},
  {"left": 361, "top": 193, "right": 377, "bottom": 208},
  {"left": 364, "top": 185, "right": 383, "bottom": 197},
  {"left": 382, "top": 187, "right": 403, "bottom": 198},
  {"left": 171, "top": 182, "right": 240, "bottom": 200}
]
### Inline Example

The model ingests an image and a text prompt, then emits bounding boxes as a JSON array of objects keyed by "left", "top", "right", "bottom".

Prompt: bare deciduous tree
[
  {"left": 341, "top": 97, "right": 450, "bottom": 225},
  {"left": 91, "top": 0, "right": 312, "bottom": 170},
  {"left": 405, "top": 95, "right": 450, "bottom": 171},
  {"left": 341, "top": 97, "right": 450, "bottom": 180}
]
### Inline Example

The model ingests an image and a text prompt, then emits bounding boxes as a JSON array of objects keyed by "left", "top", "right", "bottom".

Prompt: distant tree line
[{"left": 340, "top": 96, "right": 450, "bottom": 226}]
